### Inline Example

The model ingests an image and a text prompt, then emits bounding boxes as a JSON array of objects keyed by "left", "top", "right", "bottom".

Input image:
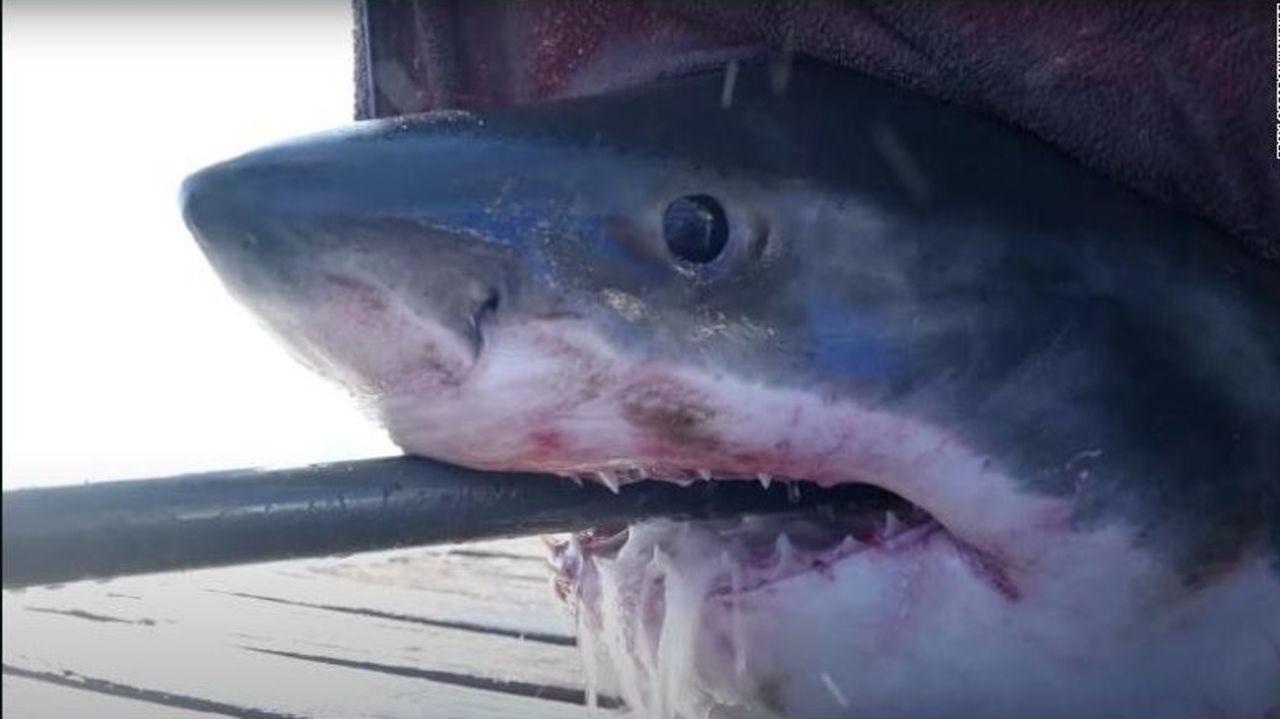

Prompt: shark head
[{"left": 182, "top": 61, "right": 1280, "bottom": 719}]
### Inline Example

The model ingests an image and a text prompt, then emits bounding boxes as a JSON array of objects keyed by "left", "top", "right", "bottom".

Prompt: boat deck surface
[{"left": 2, "top": 538, "right": 617, "bottom": 718}]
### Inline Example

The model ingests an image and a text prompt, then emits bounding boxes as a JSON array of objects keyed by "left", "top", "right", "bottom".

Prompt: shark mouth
[
  {"left": 539, "top": 470, "right": 1011, "bottom": 718},
  {"left": 550, "top": 478, "right": 942, "bottom": 602}
]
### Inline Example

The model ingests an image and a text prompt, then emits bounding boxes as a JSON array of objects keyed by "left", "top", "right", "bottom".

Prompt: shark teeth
[
  {"left": 560, "top": 514, "right": 940, "bottom": 605},
  {"left": 774, "top": 533, "right": 796, "bottom": 568},
  {"left": 836, "top": 534, "right": 864, "bottom": 554},
  {"left": 883, "top": 510, "right": 903, "bottom": 537},
  {"left": 551, "top": 467, "right": 945, "bottom": 608},
  {"left": 555, "top": 471, "right": 585, "bottom": 486},
  {"left": 595, "top": 471, "right": 621, "bottom": 494}
]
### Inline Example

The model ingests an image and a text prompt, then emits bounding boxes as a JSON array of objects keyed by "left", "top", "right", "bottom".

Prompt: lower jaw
[
  {"left": 550, "top": 476, "right": 1025, "bottom": 670},
  {"left": 554, "top": 500, "right": 954, "bottom": 719},
  {"left": 534, "top": 463, "right": 1046, "bottom": 719}
]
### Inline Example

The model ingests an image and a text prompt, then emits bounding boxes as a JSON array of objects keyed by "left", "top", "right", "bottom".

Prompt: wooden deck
[{"left": 2, "top": 538, "right": 620, "bottom": 718}]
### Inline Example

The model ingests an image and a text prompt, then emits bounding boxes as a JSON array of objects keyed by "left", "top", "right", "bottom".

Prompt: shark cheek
[{"left": 255, "top": 276, "right": 478, "bottom": 406}]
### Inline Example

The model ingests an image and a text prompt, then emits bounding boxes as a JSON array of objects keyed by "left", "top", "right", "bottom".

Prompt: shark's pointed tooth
[
  {"left": 837, "top": 535, "right": 864, "bottom": 554},
  {"left": 595, "top": 471, "right": 621, "bottom": 494},
  {"left": 775, "top": 533, "right": 796, "bottom": 568},
  {"left": 757, "top": 473, "right": 772, "bottom": 490},
  {"left": 884, "top": 510, "right": 903, "bottom": 537}
]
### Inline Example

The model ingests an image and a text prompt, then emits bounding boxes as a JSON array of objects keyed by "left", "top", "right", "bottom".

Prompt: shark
[{"left": 181, "top": 60, "right": 1280, "bottom": 719}]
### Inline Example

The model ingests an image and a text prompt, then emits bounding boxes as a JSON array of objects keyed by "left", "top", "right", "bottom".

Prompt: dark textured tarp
[{"left": 353, "top": 0, "right": 1279, "bottom": 265}]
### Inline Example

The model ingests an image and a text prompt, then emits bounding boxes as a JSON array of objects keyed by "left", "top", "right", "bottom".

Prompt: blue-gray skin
[{"left": 183, "top": 61, "right": 1280, "bottom": 718}]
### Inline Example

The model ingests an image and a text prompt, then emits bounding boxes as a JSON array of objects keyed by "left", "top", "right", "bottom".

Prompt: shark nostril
[{"left": 480, "top": 288, "right": 501, "bottom": 315}]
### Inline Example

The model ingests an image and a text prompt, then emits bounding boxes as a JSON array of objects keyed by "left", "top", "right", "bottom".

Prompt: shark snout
[
  {"left": 180, "top": 152, "right": 344, "bottom": 298},
  {"left": 180, "top": 124, "right": 531, "bottom": 392}
]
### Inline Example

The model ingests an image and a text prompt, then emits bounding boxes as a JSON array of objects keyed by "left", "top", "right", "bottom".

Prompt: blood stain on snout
[{"left": 621, "top": 380, "right": 720, "bottom": 451}]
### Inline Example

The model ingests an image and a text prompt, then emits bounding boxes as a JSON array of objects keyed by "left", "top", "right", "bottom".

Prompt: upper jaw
[{"left": 376, "top": 327, "right": 1073, "bottom": 583}]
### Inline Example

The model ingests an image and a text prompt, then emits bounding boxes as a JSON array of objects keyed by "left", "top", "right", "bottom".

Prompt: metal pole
[{"left": 2, "top": 456, "right": 875, "bottom": 589}]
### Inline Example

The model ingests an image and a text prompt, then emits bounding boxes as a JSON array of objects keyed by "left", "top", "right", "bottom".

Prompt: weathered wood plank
[
  {"left": 2, "top": 674, "right": 226, "bottom": 719},
  {"left": 3, "top": 538, "right": 619, "bottom": 718}
]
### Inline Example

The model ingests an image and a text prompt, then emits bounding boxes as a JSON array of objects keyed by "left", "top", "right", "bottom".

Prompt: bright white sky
[{"left": 2, "top": 3, "right": 399, "bottom": 488}]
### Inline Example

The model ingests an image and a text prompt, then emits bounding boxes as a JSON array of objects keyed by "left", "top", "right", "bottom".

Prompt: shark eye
[{"left": 663, "top": 194, "right": 728, "bottom": 264}]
